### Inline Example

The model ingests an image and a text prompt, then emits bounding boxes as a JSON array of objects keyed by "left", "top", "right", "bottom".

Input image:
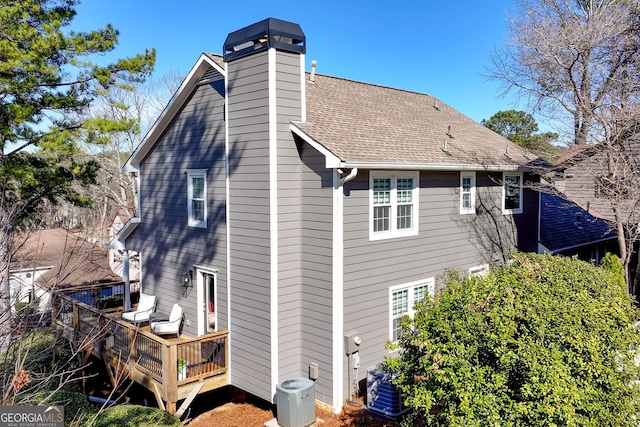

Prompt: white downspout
[
  {"left": 333, "top": 167, "right": 358, "bottom": 412},
  {"left": 123, "top": 250, "right": 131, "bottom": 310},
  {"left": 338, "top": 168, "right": 358, "bottom": 186}
]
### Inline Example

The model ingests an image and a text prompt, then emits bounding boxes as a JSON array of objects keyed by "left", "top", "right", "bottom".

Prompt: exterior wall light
[{"left": 181, "top": 270, "right": 193, "bottom": 290}]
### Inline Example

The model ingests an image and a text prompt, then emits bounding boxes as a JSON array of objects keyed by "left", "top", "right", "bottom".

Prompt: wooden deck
[{"left": 52, "top": 282, "right": 229, "bottom": 416}]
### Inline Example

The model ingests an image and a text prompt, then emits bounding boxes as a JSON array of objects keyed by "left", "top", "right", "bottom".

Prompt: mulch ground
[{"left": 185, "top": 400, "right": 401, "bottom": 427}]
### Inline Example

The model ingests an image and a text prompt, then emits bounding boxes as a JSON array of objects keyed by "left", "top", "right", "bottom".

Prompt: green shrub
[
  {"left": 14, "top": 302, "right": 29, "bottom": 313},
  {"left": 600, "top": 252, "right": 627, "bottom": 290},
  {"left": 42, "top": 389, "right": 97, "bottom": 426},
  {"left": 91, "top": 405, "right": 181, "bottom": 427},
  {"left": 385, "top": 253, "right": 640, "bottom": 426}
]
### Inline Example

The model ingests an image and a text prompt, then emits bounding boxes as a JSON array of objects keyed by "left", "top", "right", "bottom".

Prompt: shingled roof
[
  {"left": 11, "top": 229, "right": 121, "bottom": 289},
  {"left": 539, "top": 192, "right": 615, "bottom": 253},
  {"left": 294, "top": 74, "right": 536, "bottom": 169}
]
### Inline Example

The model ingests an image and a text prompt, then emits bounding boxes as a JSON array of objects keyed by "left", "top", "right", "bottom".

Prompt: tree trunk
[{"left": 0, "top": 206, "right": 13, "bottom": 355}]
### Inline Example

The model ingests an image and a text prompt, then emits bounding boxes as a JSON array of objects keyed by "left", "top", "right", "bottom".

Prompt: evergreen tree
[{"left": 0, "top": 0, "right": 155, "bottom": 351}]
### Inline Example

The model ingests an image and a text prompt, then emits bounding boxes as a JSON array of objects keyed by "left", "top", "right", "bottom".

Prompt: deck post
[
  {"left": 127, "top": 327, "right": 136, "bottom": 374},
  {"left": 164, "top": 342, "right": 178, "bottom": 414}
]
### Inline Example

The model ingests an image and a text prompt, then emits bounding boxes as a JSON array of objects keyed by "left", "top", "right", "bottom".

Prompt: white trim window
[
  {"left": 187, "top": 169, "right": 207, "bottom": 228},
  {"left": 502, "top": 172, "right": 523, "bottom": 214},
  {"left": 469, "top": 264, "right": 489, "bottom": 278},
  {"left": 460, "top": 171, "right": 476, "bottom": 215},
  {"left": 389, "top": 278, "right": 435, "bottom": 343},
  {"left": 370, "top": 171, "right": 419, "bottom": 240}
]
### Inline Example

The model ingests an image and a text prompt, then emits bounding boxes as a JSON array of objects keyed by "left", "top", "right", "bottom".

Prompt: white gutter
[
  {"left": 290, "top": 124, "right": 531, "bottom": 172},
  {"left": 338, "top": 161, "right": 528, "bottom": 172}
]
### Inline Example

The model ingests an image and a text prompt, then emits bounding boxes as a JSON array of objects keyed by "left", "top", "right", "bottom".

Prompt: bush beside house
[{"left": 386, "top": 253, "right": 640, "bottom": 426}]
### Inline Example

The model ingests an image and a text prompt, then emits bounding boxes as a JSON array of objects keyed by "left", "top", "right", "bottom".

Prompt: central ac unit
[
  {"left": 366, "top": 365, "right": 409, "bottom": 419},
  {"left": 276, "top": 377, "right": 315, "bottom": 427}
]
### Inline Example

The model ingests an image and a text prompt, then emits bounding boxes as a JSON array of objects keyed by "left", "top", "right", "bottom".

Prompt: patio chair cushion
[{"left": 122, "top": 292, "right": 156, "bottom": 323}]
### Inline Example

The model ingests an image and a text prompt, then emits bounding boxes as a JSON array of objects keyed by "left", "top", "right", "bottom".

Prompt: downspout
[
  {"left": 333, "top": 167, "right": 357, "bottom": 412},
  {"left": 123, "top": 250, "right": 131, "bottom": 311},
  {"left": 338, "top": 168, "right": 358, "bottom": 186}
]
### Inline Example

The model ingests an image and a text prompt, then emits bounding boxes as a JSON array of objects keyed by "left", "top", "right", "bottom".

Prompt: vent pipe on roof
[{"left": 310, "top": 60, "right": 317, "bottom": 82}]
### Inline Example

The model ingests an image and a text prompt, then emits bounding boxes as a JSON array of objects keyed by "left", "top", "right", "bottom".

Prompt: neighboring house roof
[
  {"left": 125, "top": 53, "right": 537, "bottom": 173},
  {"left": 11, "top": 229, "right": 122, "bottom": 289},
  {"left": 107, "top": 208, "right": 132, "bottom": 231},
  {"left": 553, "top": 143, "right": 599, "bottom": 169},
  {"left": 539, "top": 192, "right": 615, "bottom": 253},
  {"left": 293, "top": 73, "right": 535, "bottom": 169}
]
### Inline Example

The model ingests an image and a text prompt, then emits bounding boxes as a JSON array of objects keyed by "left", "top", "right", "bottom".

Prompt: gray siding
[
  {"left": 275, "top": 51, "right": 304, "bottom": 384},
  {"left": 227, "top": 51, "right": 273, "bottom": 401},
  {"left": 127, "top": 76, "right": 228, "bottom": 336},
  {"left": 340, "top": 169, "right": 528, "bottom": 396},
  {"left": 299, "top": 139, "right": 334, "bottom": 404},
  {"left": 561, "top": 153, "right": 615, "bottom": 220}
]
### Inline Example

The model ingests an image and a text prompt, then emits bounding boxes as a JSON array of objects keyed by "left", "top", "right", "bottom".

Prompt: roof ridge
[{"left": 306, "top": 71, "right": 446, "bottom": 103}]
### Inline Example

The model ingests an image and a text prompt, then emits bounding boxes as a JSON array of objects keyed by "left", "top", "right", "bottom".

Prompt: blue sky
[{"left": 71, "top": 0, "right": 522, "bottom": 124}]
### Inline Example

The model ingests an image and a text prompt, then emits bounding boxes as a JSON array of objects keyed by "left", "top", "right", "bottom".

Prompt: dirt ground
[{"left": 185, "top": 399, "right": 401, "bottom": 427}]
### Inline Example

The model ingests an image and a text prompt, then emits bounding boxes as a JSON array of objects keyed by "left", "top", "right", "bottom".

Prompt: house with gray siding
[{"left": 109, "top": 18, "right": 540, "bottom": 411}]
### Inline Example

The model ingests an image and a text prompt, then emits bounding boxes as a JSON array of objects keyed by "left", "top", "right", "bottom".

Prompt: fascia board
[
  {"left": 106, "top": 217, "right": 141, "bottom": 250},
  {"left": 546, "top": 235, "right": 617, "bottom": 254},
  {"left": 290, "top": 124, "right": 534, "bottom": 172},
  {"left": 123, "top": 54, "right": 226, "bottom": 171},
  {"left": 290, "top": 123, "right": 342, "bottom": 168},
  {"left": 338, "top": 162, "right": 531, "bottom": 172}
]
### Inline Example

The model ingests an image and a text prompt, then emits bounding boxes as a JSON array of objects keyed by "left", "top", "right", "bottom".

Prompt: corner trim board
[{"left": 268, "top": 47, "right": 279, "bottom": 399}]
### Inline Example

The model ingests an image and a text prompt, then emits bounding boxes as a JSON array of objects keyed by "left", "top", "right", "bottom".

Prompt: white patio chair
[
  {"left": 122, "top": 292, "right": 156, "bottom": 323},
  {"left": 150, "top": 303, "right": 184, "bottom": 337}
]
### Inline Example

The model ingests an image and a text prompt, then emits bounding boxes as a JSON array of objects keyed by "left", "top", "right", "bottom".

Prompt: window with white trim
[
  {"left": 389, "top": 278, "right": 435, "bottom": 343},
  {"left": 370, "top": 172, "right": 419, "bottom": 240},
  {"left": 460, "top": 171, "right": 476, "bottom": 214},
  {"left": 502, "top": 172, "right": 523, "bottom": 214},
  {"left": 469, "top": 264, "right": 489, "bottom": 278},
  {"left": 187, "top": 170, "right": 207, "bottom": 228}
]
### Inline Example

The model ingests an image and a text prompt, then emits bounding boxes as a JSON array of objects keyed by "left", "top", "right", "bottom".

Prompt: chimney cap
[{"left": 224, "top": 18, "right": 305, "bottom": 62}]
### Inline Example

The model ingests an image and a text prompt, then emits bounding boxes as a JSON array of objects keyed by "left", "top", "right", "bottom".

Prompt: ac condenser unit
[
  {"left": 366, "top": 365, "right": 409, "bottom": 419},
  {"left": 275, "top": 377, "right": 315, "bottom": 427}
]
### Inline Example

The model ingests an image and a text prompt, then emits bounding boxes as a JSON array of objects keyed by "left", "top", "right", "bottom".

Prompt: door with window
[{"left": 195, "top": 267, "right": 217, "bottom": 335}]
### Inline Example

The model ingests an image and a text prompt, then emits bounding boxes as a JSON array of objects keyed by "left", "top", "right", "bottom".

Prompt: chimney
[
  {"left": 223, "top": 18, "right": 305, "bottom": 62},
  {"left": 223, "top": 18, "right": 308, "bottom": 403}
]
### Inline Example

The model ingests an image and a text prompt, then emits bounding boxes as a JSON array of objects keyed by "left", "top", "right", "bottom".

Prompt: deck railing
[{"left": 52, "top": 282, "right": 229, "bottom": 414}]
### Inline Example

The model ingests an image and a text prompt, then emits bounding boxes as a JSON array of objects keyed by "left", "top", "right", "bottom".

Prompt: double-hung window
[
  {"left": 389, "top": 278, "right": 435, "bottom": 343},
  {"left": 187, "top": 169, "right": 207, "bottom": 228},
  {"left": 502, "top": 172, "right": 523, "bottom": 214},
  {"left": 460, "top": 171, "right": 476, "bottom": 214},
  {"left": 370, "top": 172, "right": 419, "bottom": 240}
]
